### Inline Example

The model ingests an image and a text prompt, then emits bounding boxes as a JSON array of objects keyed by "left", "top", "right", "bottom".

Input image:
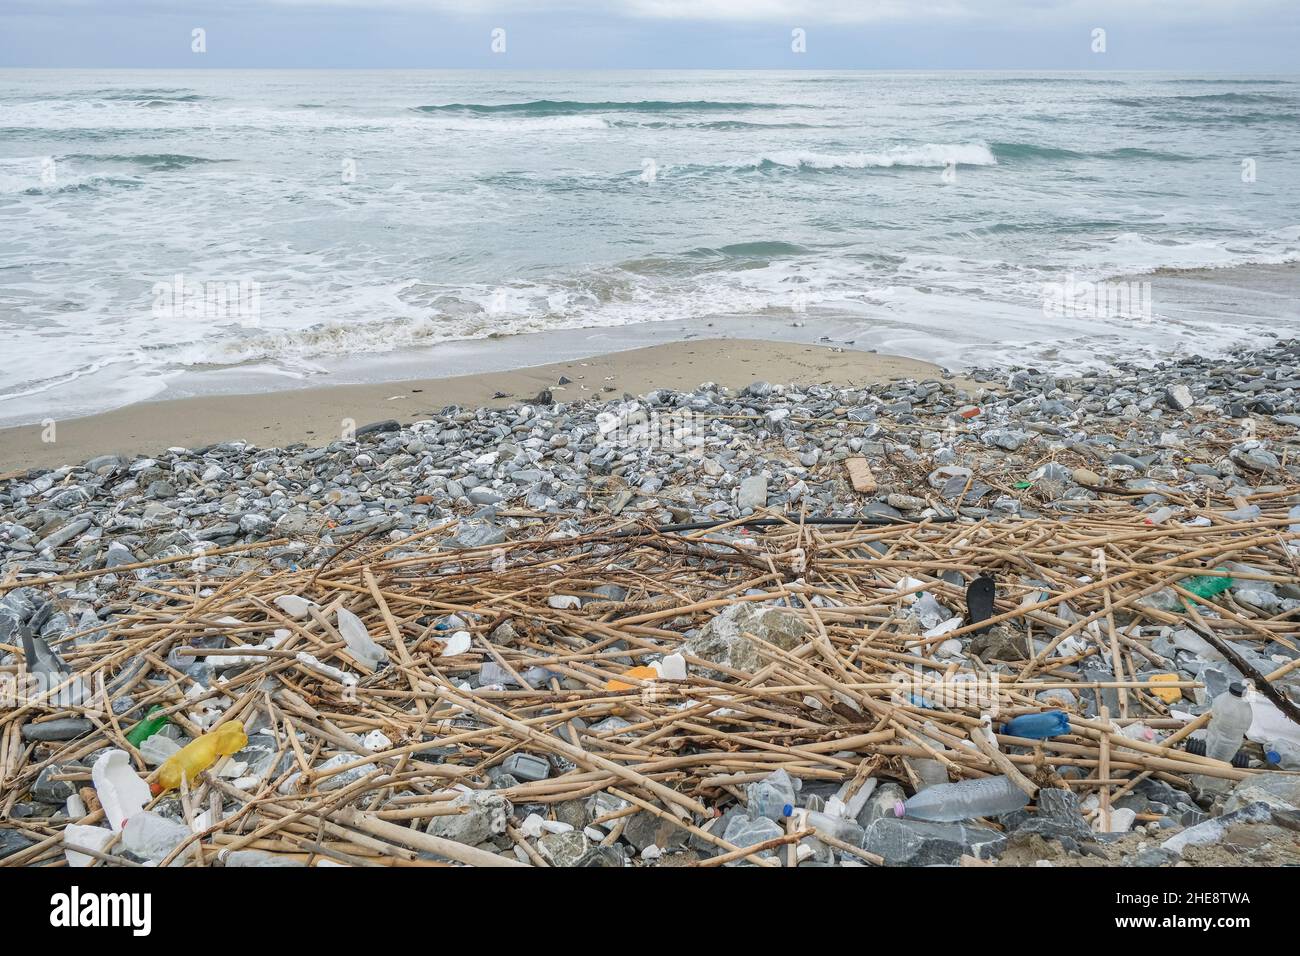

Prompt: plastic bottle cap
[
  {"left": 894, "top": 801, "right": 906, "bottom": 818},
  {"left": 1229, "top": 682, "right": 1246, "bottom": 697},
  {"left": 1266, "top": 749, "right": 1281, "bottom": 764},
  {"left": 782, "top": 804, "right": 793, "bottom": 818}
]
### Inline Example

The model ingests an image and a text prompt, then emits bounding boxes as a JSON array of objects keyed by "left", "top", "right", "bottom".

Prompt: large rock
[
  {"left": 1165, "top": 384, "right": 1194, "bottom": 411},
  {"left": 1000, "top": 788, "right": 1094, "bottom": 851},
  {"left": 968, "top": 624, "right": 1030, "bottom": 662},
  {"left": 444, "top": 521, "right": 506, "bottom": 550},
  {"left": 623, "top": 811, "right": 689, "bottom": 853},
  {"left": 575, "top": 846, "right": 625, "bottom": 867},
  {"left": 426, "top": 791, "right": 512, "bottom": 847},
  {"left": 1161, "top": 801, "right": 1274, "bottom": 856},
  {"left": 32, "top": 763, "right": 80, "bottom": 804},
  {"left": 0, "top": 829, "right": 35, "bottom": 861},
  {"left": 737, "top": 475, "right": 768, "bottom": 511},
  {"left": 538, "top": 830, "right": 589, "bottom": 866},
  {"left": 684, "top": 603, "right": 809, "bottom": 676},
  {"left": 1222, "top": 772, "right": 1300, "bottom": 814},
  {"left": 863, "top": 818, "right": 1006, "bottom": 865}
]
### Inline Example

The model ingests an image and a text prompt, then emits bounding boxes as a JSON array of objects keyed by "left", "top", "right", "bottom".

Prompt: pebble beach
[{"left": 3, "top": 334, "right": 1299, "bottom": 868}]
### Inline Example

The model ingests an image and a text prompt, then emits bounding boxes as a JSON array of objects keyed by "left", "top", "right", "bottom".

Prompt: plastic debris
[{"left": 154, "top": 722, "right": 249, "bottom": 794}]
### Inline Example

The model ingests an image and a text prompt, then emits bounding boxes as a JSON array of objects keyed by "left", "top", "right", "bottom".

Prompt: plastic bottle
[
  {"left": 903, "top": 724, "right": 950, "bottom": 791},
  {"left": 153, "top": 721, "right": 248, "bottom": 794},
  {"left": 746, "top": 768, "right": 797, "bottom": 820},
  {"left": 1119, "top": 723, "right": 1157, "bottom": 743},
  {"left": 125, "top": 706, "right": 170, "bottom": 747},
  {"left": 1002, "top": 710, "right": 1070, "bottom": 739},
  {"left": 799, "top": 809, "right": 864, "bottom": 845},
  {"left": 1204, "top": 682, "right": 1253, "bottom": 764},
  {"left": 894, "top": 774, "right": 1030, "bottom": 822},
  {"left": 1265, "top": 739, "right": 1300, "bottom": 770}
]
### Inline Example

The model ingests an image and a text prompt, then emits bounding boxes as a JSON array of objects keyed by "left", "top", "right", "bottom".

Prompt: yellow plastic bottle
[{"left": 152, "top": 721, "right": 248, "bottom": 794}]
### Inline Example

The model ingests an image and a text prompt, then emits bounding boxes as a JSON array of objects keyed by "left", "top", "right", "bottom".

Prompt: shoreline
[
  {"left": 0, "top": 339, "right": 968, "bottom": 473},
  {"left": 2, "top": 334, "right": 1298, "bottom": 869}
]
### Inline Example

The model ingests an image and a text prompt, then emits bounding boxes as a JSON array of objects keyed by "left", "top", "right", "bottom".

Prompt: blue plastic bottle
[{"left": 1001, "top": 710, "right": 1070, "bottom": 739}]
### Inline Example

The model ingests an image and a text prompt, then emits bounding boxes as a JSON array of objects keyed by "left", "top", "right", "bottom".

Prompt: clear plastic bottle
[
  {"left": 1119, "top": 723, "right": 1157, "bottom": 743},
  {"left": 1204, "top": 682, "right": 1253, "bottom": 763},
  {"left": 894, "top": 774, "right": 1030, "bottom": 822},
  {"left": 1265, "top": 739, "right": 1300, "bottom": 770},
  {"left": 799, "top": 809, "right": 864, "bottom": 845},
  {"left": 903, "top": 724, "right": 950, "bottom": 791},
  {"left": 746, "top": 768, "right": 797, "bottom": 820}
]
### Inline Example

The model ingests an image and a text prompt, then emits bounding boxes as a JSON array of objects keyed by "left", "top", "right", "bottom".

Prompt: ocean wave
[
  {"left": 97, "top": 89, "right": 205, "bottom": 100},
  {"left": 0, "top": 158, "right": 144, "bottom": 196},
  {"left": 414, "top": 99, "right": 781, "bottom": 116},
  {"left": 1159, "top": 78, "right": 1294, "bottom": 85},
  {"left": 62, "top": 153, "right": 233, "bottom": 170},
  {"left": 610, "top": 119, "right": 822, "bottom": 130},
  {"left": 753, "top": 143, "right": 997, "bottom": 170},
  {"left": 413, "top": 113, "right": 608, "bottom": 131},
  {"left": 1170, "top": 92, "right": 1292, "bottom": 103},
  {"left": 1125, "top": 110, "right": 1298, "bottom": 126},
  {"left": 18, "top": 176, "right": 142, "bottom": 196},
  {"left": 991, "top": 142, "right": 1194, "bottom": 162},
  {"left": 1111, "top": 92, "right": 1294, "bottom": 107}
]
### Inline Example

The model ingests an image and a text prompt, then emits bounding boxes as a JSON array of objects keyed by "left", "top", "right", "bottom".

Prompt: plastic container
[
  {"left": 895, "top": 774, "right": 1030, "bottom": 822},
  {"left": 92, "top": 749, "right": 152, "bottom": 831},
  {"left": 501, "top": 752, "right": 550, "bottom": 782},
  {"left": 1119, "top": 723, "right": 1158, "bottom": 743},
  {"left": 799, "top": 809, "right": 864, "bottom": 845},
  {"left": 153, "top": 721, "right": 248, "bottom": 794},
  {"left": 1183, "top": 572, "right": 1234, "bottom": 601},
  {"left": 125, "top": 705, "right": 169, "bottom": 747},
  {"left": 746, "top": 768, "right": 797, "bottom": 820},
  {"left": 1002, "top": 710, "right": 1070, "bottom": 739},
  {"left": 903, "top": 725, "right": 950, "bottom": 791},
  {"left": 1184, "top": 735, "right": 1250, "bottom": 768},
  {"left": 1204, "top": 683, "right": 1253, "bottom": 763},
  {"left": 1265, "top": 739, "right": 1300, "bottom": 770}
]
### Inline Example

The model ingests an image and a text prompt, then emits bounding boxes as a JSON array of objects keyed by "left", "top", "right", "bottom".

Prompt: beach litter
[{"left": 2, "top": 339, "right": 1300, "bottom": 867}]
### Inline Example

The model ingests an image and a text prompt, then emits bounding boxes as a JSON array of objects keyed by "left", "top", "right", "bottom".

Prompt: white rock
[{"left": 652, "top": 653, "right": 687, "bottom": 682}]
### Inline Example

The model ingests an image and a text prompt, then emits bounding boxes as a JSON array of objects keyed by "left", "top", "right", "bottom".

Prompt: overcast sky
[{"left": 2, "top": 0, "right": 1298, "bottom": 70}]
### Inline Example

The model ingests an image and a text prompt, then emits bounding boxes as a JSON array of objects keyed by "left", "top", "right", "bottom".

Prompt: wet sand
[{"left": 0, "top": 339, "right": 970, "bottom": 472}]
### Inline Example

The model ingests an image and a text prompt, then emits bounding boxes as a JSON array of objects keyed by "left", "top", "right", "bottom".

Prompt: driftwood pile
[{"left": 3, "top": 498, "right": 1298, "bottom": 867}]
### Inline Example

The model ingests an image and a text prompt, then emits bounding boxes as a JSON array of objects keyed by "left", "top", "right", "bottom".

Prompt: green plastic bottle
[{"left": 125, "top": 706, "right": 170, "bottom": 747}]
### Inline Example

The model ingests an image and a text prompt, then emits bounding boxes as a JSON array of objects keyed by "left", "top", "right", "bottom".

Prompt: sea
[{"left": 2, "top": 69, "right": 1298, "bottom": 426}]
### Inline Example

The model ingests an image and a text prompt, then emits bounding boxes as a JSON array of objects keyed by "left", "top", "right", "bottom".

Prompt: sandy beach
[{"left": 0, "top": 339, "right": 963, "bottom": 472}]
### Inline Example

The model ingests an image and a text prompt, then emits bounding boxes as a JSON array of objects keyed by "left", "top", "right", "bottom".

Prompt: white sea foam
[
  {"left": 755, "top": 143, "right": 998, "bottom": 169},
  {"left": 2, "top": 69, "right": 1298, "bottom": 426}
]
